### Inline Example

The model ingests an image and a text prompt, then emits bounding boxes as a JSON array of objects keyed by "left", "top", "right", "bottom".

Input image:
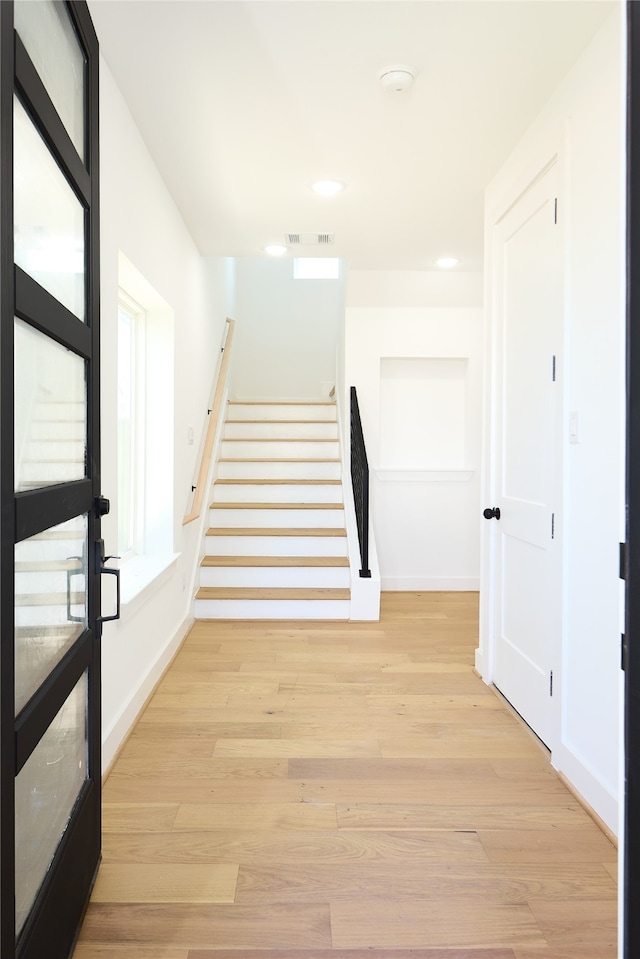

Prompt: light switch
[
  {"left": 187, "top": 426, "right": 194, "bottom": 446},
  {"left": 569, "top": 411, "right": 579, "bottom": 444}
]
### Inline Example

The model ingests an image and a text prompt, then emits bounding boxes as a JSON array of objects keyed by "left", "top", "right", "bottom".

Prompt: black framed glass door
[{"left": 0, "top": 3, "right": 103, "bottom": 957}]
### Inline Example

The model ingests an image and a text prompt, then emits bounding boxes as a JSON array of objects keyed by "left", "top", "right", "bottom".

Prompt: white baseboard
[
  {"left": 381, "top": 577, "right": 480, "bottom": 591},
  {"left": 552, "top": 740, "right": 618, "bottom": 838},
  {"left": 102, "top": 615, "right": 194, "bottom": 775}
]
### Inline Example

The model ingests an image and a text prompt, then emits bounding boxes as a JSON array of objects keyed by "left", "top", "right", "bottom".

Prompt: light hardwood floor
[{"left": 74, "top": 592, "right": 617, "bottom": 959}]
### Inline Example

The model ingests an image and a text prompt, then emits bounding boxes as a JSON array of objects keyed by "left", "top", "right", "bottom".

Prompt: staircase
[
  {"left": 17, "top": 392, "right": 86, "bottom": 491},
  {"left": 194, "top": 401, "right": 351, "bottom": 619}
]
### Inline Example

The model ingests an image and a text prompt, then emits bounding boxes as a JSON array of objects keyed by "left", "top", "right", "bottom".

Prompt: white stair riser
[
  {"left": 205, "top": 534, "right": 348, "bottom": 557},
  {"left": 16, "top": 571, "right": 83, "bottom": 593},
  {"left": 227, "top": 404, "right": 336, "bottom": 422},
  {"left": 30, "top": 422, "right": 85, "bottom": 441},
  {"left": 18, "top": 463, "right": 85, "bottom": 485},
  {"left": 32, "top": 402, "right": 84, "bottom": 422},
  {"left": 24, "top": 441, "right": 85, "bottom": 461},
  {"left": 199, "top": 566, "right": 350, "bottom": 588},
  {"left": 224, "top": 421, "right": 337, "bottom": 440},
  {"left": 194, "top": 598, "right": 350, "bottom": 620},
  {"left": 15, "top": 605, "right": 84, "bottom": 627},
  {"left": 209, "top": 507, "right": 345, "bottom": 528},
  {"left": 212, "top": 483, "right": 343, "bottom": 504},
  {"left": 217, "top": 460, "right": 341, "bottom": 480},
  {"left": 16, "top": 540, "right": 84, "bottom": 563},
  {"left": 221, "top": 440, "right": 339, "bottom": 459}
]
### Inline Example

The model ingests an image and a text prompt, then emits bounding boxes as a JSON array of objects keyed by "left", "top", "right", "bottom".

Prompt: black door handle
[
  {"left": 98, "top": 566, "right": 121, "bottom": 623},
  {"left": 483, "top": 507, "right": 501, "bottom": 520}
]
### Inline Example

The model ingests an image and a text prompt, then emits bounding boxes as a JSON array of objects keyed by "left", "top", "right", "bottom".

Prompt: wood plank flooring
[{"left": 74, "top": 592, "right": 617, "bottom": 959}]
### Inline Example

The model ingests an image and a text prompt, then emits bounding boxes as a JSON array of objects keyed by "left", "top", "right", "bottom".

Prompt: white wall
[
  {"left": 479, "top": 8, "right": 625, "bottom": 834},
  {"left": 345, "top": 272, "right": 483, "bottom": 590},
  {"left": 99, "top": 57, "right": 232, "bottom": 770},
  {"left": 230, "top": 257, "right": 346, "bottom": 400},
  {"left": 348, "top": 270, "right": 483, "bottom": 309}
]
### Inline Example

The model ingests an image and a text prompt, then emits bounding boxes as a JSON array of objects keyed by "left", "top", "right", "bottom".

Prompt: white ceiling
[{"left": 88, "top": 0, "right": 614, "bottom": 272}]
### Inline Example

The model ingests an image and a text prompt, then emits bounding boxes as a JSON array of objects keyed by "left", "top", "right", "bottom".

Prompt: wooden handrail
[{"left": 183, "top": 317, "right": 235, "bottom": 525}]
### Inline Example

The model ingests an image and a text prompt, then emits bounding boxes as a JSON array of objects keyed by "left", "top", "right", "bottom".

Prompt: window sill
[{"left": 118, "top": 552, "right": 180, "bottom": 616}]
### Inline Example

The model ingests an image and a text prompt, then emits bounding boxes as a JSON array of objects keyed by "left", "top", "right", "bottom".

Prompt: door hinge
[
  {"left": 552, "top": 355, "right": 556, "bottom": 381},
  {"left": 549, "top": 670, "right": 554, "bottom": 696},
  {"left": 554, "top": 197, "right": 558, "bottom": 224},
  {"left": 551, "top": 512, "right": 555, "bottom": 540},
  {"left": 622, "top": 634, "right": 628, "bottom": 671},
  {"left": 620, "top": 542, "right": 627, "bottom": 580}
]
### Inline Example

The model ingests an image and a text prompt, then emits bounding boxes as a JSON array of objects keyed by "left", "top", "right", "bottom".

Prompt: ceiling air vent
[{"left": 285, "top": 233, "right": 334, "bottom": 246}]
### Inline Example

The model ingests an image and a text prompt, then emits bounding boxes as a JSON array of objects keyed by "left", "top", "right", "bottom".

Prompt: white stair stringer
[{"left": 195, "top": 400, "right": 351, "bottom": 620}]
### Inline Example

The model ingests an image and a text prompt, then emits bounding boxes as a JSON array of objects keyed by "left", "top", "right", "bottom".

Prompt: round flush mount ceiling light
[
  {"left": 311, "top": 180, "right": 345, "bottom": 197},
  {"left": 379, "top": 65, "right": 416, "bottom": 93},
  {"left": 434, "top": 256, "right": 461, "bottom": 269},
  {"left": 264, "top": 244, "right": 287, "bottom": 256}
]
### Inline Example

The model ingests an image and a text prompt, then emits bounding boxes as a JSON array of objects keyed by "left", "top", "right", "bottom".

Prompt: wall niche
[{"left": 379, "top": 356, "right": 469, "bottom": 471}]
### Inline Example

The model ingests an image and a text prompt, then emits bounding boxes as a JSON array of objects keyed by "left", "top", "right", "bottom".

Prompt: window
[
  {"left": 293, "top": 257, "right": 340, "bottom": 280},
  {"left": 116, "top": 253, "right": 175, "bottom": 602},
  {"left": 117, "top": 291, "right": 145, "bottom": 559}
]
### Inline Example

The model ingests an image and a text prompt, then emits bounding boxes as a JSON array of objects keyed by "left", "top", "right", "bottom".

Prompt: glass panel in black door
[
  {"left": 14, "top": 0, "right": 86, "bottom": 161},
  {"left": 14, "top": 94, "right": 86, "bottom": 321}
]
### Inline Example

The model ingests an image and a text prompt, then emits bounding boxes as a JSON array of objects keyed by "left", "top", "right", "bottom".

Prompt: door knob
[{"left": 483, "top": 507, "right": 501, "bottom": 520}]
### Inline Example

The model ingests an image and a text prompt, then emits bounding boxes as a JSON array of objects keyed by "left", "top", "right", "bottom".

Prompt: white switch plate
[{"left": 187, "top": 426, "right": 194, "bottom": 445}]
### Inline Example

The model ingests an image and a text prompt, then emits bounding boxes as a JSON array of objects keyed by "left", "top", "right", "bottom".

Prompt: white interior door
[{"left": 490, "top": 162, "right": 563, "bottom": 749}]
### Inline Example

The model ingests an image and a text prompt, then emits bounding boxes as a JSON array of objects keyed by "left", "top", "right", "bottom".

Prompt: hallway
[{"left": 74, "top": 593, "right": 617, "bottom": 958}]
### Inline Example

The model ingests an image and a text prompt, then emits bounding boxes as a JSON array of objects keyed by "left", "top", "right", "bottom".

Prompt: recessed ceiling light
[
  {"left": 311, "top": 180, "right": 345, "bottom": 197},
  {"left": 434, "top": 257, "right": 460, "bottom": 269},
  {"left": 264, "top": 244, "right": 287, "bottom": 257}
]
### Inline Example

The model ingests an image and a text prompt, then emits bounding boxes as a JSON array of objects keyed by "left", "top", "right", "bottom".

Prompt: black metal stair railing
[{"left": 350, "top": 386, "right": 371, "bottom": 578}]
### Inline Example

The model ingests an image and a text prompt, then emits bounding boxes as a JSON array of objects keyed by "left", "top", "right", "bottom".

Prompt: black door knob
[{"left": 483, "top": 507, "right": 501, "bottom": 520}]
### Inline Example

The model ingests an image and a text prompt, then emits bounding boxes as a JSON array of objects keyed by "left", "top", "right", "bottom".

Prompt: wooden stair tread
[
  {"left": 206, "top": 527, "right": 347, "bottom": 537},
  {"left": 215, "top": 479, "right": 341, "bottom": 485},
  {"left": 196, "top": 587, "right": 350, "bottom": 601},
  {"left": 16, "top": 559, "right": 83, "bottom": 572},
  {"left": 228, "top": 401, "right": 334, "bottom": 406},
  {"left": 200, "top": 555, "right": 349, "bottom": 568},
  {"left": 225, "top": 419, "right": 336, "bottom": 425},
  {"left": 218, "top": 458, "right": 340, "bottom": 463},
  {"left": 223, "top": 437, "right": 337, "bottom": 443},
  {"left": 209, "top": 502, "right": 344, "bottom": 510}
]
